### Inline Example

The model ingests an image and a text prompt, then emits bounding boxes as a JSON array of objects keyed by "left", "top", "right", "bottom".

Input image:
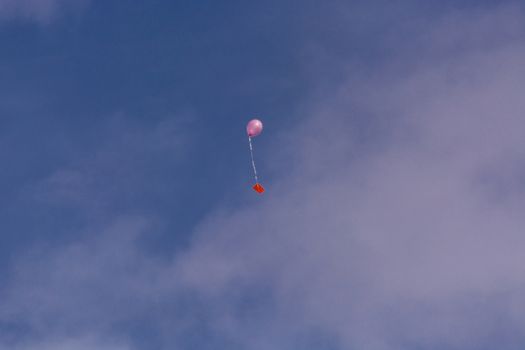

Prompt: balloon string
[{"left": 248, "top": 136, "right": 258, "bottom": 183}]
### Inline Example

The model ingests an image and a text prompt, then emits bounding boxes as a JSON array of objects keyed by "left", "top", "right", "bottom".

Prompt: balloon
[
  {"left": 246, "top": 118, "right": 266, "bottom": 194},
  {"left": 246, "top": 119, "right": 263, "bottom": 137}
]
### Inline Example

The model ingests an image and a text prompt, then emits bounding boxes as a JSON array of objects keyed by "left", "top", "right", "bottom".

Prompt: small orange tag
[{"left": 253, "top": 183, "right": 265, "bottom": 194}]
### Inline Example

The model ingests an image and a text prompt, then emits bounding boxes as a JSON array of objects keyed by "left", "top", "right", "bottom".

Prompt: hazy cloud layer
[
  {"left": 1, "top": 3, "right": 525, "bottom": 350},
  {"left": 0, "top": 0, "right": 87, "bottom": 23},
  {"left": 0, "top": 337, "right": 129, "bottom": 350},
  {"left": 29, "top": 116, "right": 190, "bottom": 215}
]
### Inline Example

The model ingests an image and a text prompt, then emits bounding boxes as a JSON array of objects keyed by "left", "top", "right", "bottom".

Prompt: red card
[{"left": 253, "top": 183, "right": 265, "bottom": 194}]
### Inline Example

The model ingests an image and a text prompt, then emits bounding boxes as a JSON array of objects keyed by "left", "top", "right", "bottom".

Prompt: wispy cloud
[
  {"left": 174, "top": 4, "right": 525, "bottom": 349},
  {"left": 27, "top": 115, "right": 191, "bottom": 218},
  {"left": 0, "top": 0, "right": 88, "bottom": 23},
  {"left": 0, "top": 336, "right": 130, "bottom": 350}
]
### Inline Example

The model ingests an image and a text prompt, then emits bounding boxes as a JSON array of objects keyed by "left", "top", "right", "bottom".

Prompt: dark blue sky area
[{"left": 0, "top": 1, "right": 505, "bottom": 244}]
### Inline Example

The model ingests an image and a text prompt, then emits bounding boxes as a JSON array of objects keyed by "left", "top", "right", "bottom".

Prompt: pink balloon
[{"left": 246, "top": 119, "right": 263, "bottom": 137}]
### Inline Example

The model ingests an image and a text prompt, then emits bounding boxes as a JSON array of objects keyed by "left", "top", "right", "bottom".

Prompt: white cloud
[{"left": 173, "top": 4, "right": 525, "bottom": 349}]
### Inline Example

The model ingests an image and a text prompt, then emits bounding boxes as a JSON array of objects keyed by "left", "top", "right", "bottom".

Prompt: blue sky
[{"left": 1, "top": 1, "right": 525, "bottom": 349}]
